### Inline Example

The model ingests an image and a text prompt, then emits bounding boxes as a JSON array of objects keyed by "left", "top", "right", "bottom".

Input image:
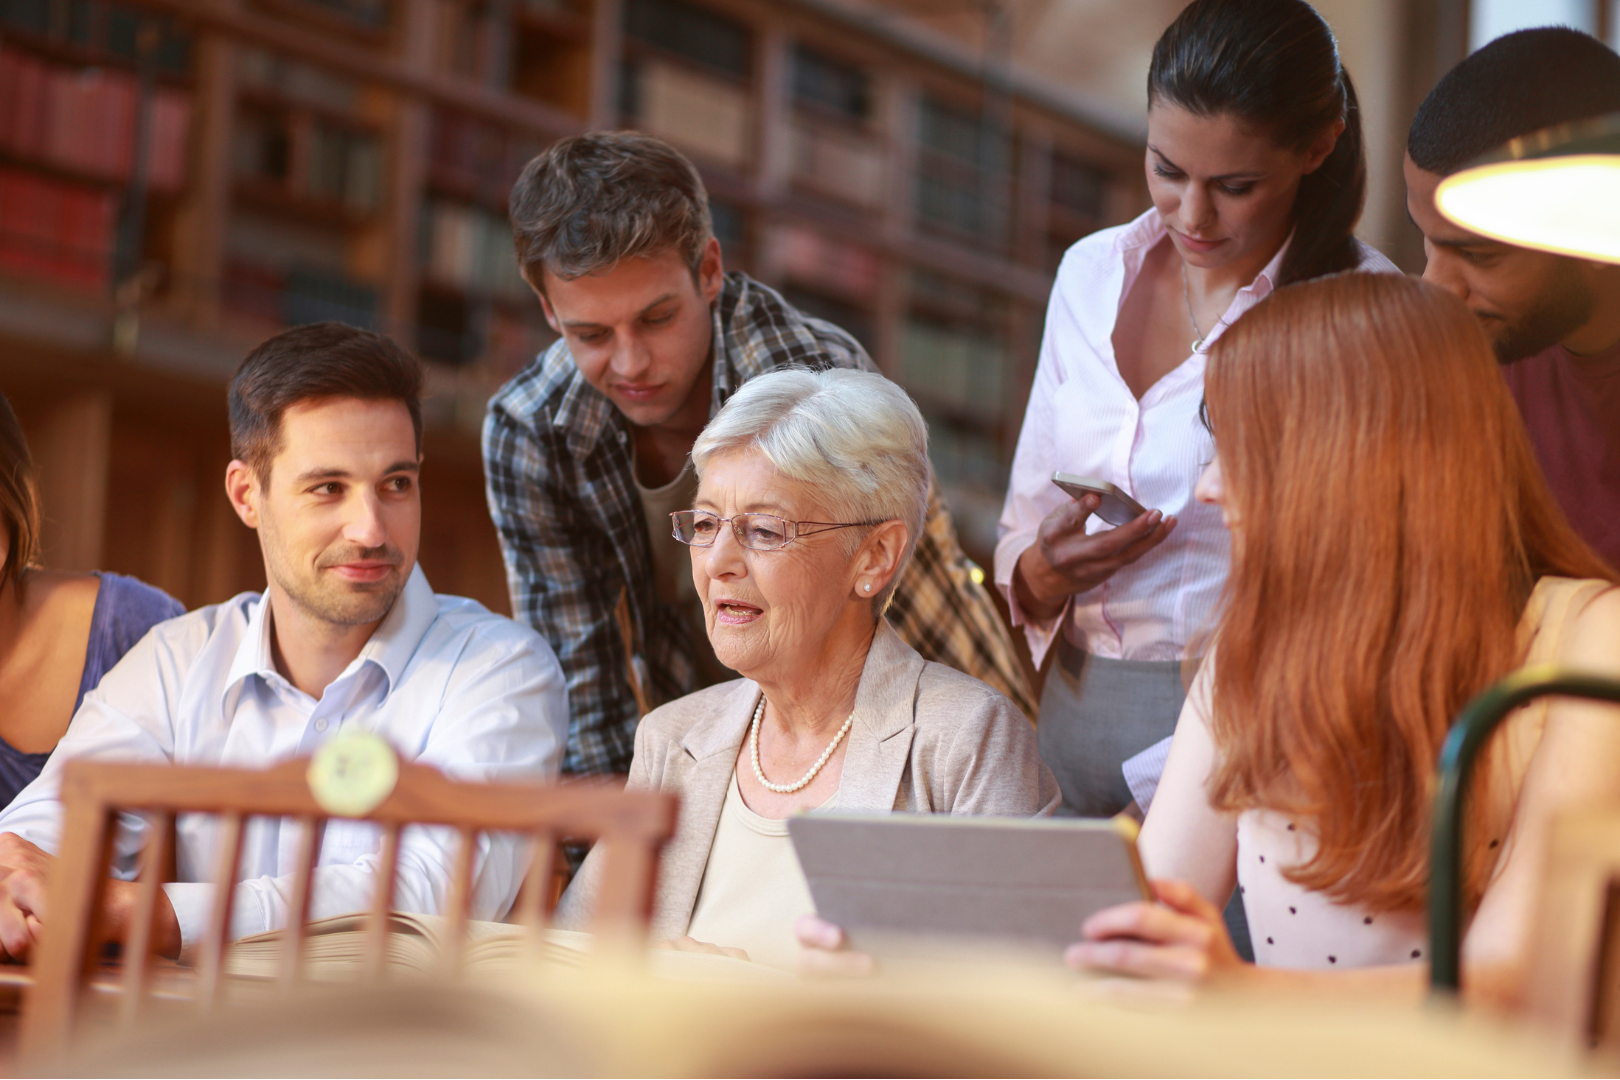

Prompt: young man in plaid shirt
[{"left": 484, "top": 131, "right": 1033, "bottom": 780}]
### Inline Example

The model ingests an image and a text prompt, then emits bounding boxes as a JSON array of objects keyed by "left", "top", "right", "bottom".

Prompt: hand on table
[
  {"left": 0, "top": 831, "right": 182, "bottom": 963},
  {"left": 0, "top": 833, "right": 51, "bottom": 961},
  {"left": 1014, "top": 495, "right": 1177, "bottom": 621},
  {"left": 798, "top": 889, "right": 1244, "bottom": 986},
  {"left": 1065, "top": 879, "right": 1248, "bottom": 986},
  {"left": 794, "top": 914, "right": 875, "bottom": 977}
]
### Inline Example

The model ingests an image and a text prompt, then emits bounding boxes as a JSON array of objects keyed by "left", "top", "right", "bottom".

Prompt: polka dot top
[
  {"left": 1238, "top": 811, "right": 1427, "bottom": 969},
  {"left": 1230, "top": 577, "right": 1608, "bottom": 971}
]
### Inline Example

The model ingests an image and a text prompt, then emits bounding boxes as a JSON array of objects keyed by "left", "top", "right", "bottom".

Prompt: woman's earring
[{"left": 863, "top": 582, "right": 872, "bottom": 593}]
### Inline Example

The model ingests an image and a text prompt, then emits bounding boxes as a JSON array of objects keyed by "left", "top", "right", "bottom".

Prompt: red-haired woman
[{"left": 1067, "top": 273, "right": 1620, "bottom": 1004}]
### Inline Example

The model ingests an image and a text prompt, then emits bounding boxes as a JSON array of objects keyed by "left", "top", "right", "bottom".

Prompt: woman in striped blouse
[{"left": 996, "top": 0, "right": 1396, "bottom": 823}]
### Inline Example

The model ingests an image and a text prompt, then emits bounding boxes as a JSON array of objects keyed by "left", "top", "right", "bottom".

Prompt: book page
[{"left": 225, "top": 915, "right": 792, "bottom": 984}]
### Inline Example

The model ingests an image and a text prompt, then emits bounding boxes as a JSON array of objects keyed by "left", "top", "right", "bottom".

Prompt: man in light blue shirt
[{"left": 0, "top": 322, "right": 568, "bottom": 961}]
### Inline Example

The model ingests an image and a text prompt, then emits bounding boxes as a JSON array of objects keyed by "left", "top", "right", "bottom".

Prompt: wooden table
[{"left": 30, "top": 956, "right": 1608, "bottom": 1077}]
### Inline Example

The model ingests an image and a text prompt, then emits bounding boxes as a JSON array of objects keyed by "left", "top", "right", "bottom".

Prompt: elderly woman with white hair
[{"left": 557, "top": 366, "right": 1059, "bottom": 968}]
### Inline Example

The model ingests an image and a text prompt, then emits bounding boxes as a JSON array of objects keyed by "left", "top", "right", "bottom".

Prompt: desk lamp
[{"left": 1435, "top": 111, "right": 1620, "bottom": 264}]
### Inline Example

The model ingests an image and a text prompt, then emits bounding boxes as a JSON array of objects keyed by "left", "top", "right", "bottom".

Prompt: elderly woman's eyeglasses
[{"left": 670, "top": 510, "right": 873, "bottom": 552}]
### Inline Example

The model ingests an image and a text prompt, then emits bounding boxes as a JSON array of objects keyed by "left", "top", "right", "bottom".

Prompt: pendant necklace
[
  {"left": 1182, "top": 262, "right": 1229, "bottom": 354},
  {"left": 750, "top": 696, "right": 854, "bottom": 795}
]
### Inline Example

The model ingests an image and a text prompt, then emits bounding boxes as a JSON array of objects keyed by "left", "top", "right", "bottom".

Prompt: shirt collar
[
  {"left": 222, "top": 589, "right": 278, "bottom": 696},
  {"left": 355, "top": 564, "right": 438, "bottom": 694},
  {"left": 1245, "top": 233, "right": 1291, "bottom": 298},
  {"left": 1113, "top": 209, "right": 1291, "bottom": 287},
  {"left": 1112, "top": 207, "right": 1171, "bottom": 257},
  {"left": 707, "top": 272, "right": 749, "bottom": 413},
  {"left": 548, "top": 346, "right": 623, "bottom": 461},
  {"left": 221, "top": 564, "right": 438, "bottom": 703},
  {"left": 1112, "top": 209, "right": 1293, "bottom": 346},
  {"left": 708, "top": 294, "right": 733, "bottom": 412}
]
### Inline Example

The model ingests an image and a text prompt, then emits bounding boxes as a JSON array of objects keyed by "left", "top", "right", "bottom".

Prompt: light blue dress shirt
[{"left": 0, "top": 566, "right": 569, "bottom": 953}]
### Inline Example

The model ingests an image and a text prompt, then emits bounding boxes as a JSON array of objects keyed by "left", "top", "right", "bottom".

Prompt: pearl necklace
[{"left": 750, "top": 696, "right": 854, "bottom": 795}]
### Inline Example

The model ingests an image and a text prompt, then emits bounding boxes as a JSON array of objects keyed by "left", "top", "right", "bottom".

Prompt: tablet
[{"left": 787, "top": 813, "right": 1149, "bottom": 955}]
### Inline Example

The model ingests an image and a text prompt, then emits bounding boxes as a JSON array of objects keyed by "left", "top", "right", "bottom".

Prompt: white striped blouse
[{"left": 994, "top": 209, "right": 1398, "bottom": 666}]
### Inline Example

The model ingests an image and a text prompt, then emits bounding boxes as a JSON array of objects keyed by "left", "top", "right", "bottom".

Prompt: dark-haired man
[
  {"left": 0, "top": 323, "right": 567, "bottom": 961},
  {"left": 485, "top": 131, "right": 1033, "bottom": 781},
  {"left": 1406, "top": 27, "right": 1620, "bottom": 568}
]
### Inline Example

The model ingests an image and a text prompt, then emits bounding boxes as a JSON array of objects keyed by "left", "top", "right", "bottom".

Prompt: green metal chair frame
[{"left": 1429, "top": 666, "right": 1620, "bottom": 994}]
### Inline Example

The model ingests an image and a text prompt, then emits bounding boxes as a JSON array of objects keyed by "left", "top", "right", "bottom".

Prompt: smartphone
[{"left": 1052, "top": 471, "right": 1150, "bottom": 528}]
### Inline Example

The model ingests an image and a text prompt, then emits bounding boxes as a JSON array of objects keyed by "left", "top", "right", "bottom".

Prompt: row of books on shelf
[
  {"left": 901, "top": 315, "right": 1008, "bottom": 425},
  {"left": 422, "top": 199, "right": 530, "bottom": 299},
  {"left": 428, "top": 108, "right": 543, "bottom": 214},
  {"left": 224, "top": 259, "right": 380, "bottom": 329},
  {"left": 239, "top": 45, "right": 363, "bottom": 115},
  {"left": 768, "top": 223, "right": 880, "bottom": 301},
  {"left": 0, "top": 47, "right": 190, "bottom": 192},
  {"left": 0, "top": 164, "right": 117, "bottom": 289},
  {"left": 626, "top": 58, "right": 752, "bottom": 170},
  {"left": 791, "top": 118, "right": 885, "bottom": 210}
]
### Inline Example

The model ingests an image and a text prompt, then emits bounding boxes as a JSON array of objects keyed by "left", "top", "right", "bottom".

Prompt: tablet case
[{"left": 788, "top": 813, "right": 1149, "bottom": 952}]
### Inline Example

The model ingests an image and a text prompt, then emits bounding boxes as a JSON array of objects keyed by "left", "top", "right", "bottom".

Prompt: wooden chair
[
  {"left": 20, "top": 740, "right": 677, "bottom": 1063},
  {"left": 1523, "top": 807, "right": 1620, "bottom": 1049},
  {"left": 1428, "top": 667, "right": 1620, "bottom": 993}
]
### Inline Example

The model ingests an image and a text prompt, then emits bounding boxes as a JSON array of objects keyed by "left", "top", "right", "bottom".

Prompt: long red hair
[{"left": 1204, "top": 272, "right": 1615, "bottom": 913}]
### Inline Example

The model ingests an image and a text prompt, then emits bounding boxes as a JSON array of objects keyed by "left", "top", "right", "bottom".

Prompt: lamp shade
[{"left": 1434, "top": 111, "right": 1620, "bottom": 264}]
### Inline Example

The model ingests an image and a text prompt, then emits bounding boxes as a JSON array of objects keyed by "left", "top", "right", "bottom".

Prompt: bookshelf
[{"left": 0, "top": 0, "right": 1146, "bottom": 615}]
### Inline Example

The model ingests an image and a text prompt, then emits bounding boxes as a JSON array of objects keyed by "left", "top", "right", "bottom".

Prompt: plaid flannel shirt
[{"left": 484, "top": 272, "right": 1035, "bottom": 777}]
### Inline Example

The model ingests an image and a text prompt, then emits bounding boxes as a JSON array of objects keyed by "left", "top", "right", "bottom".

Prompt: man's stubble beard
[
  {"left": 1491, "top": 264, "right": 1596, "bottom": 364},
  {"left": 259, "top": 511, "right": 406, "bottom": 628}
]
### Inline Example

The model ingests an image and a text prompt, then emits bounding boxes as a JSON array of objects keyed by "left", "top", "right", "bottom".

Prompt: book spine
[
  {"left": 0, "top": 165, "right": 116, "bottom": 289},
  {"left": 148, "top": 90, "right": 192, "bottom": 192}
]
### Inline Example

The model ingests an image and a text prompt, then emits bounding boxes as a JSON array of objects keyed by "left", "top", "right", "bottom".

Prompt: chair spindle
[
  {"left": 363, "top": 824, "right": 403, "bottom": 981},
  {"left": 441, "top": 826, "right": 478, "bottom": 977},
  {"left": 279, "top": 816, "right": 327, "bottom": 987},
  {"left": 117, "top": 811, "right": 173, "bottom": 1027},
  {"left": 196, "top": 812, "right": 246, "bottom": 1008},
  {"left": 592, "top": 833, "right": 654, "bottom": 938},
  {"left": 518, "top": 832, "right": 557, "bottom": 930}
]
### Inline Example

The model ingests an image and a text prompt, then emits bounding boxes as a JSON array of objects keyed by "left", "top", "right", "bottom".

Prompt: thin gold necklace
[{"left": 1181, "top": 262, "right": 1229, "bottom": 354}]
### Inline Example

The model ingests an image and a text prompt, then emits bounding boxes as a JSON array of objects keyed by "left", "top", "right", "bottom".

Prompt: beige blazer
[{"left": 557, "top": 619, "right": 1061, "bottom": 940}]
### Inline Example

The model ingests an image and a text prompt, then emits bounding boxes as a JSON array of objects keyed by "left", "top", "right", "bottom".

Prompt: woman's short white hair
[{"left": 691, "top": 366, "right": 931, "bottom": 613}]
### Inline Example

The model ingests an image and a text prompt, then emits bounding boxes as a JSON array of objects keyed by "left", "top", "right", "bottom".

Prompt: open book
[
  {"left": 226, "top": 913, "right": 586, "bottom": 981},
  {"left": 226, "top": 913, "right": 791, "bottom": 984}
]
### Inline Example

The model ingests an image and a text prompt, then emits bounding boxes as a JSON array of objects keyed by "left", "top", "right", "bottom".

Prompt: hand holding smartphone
[
  {"left": 1014, "top": 472, "right": 1174, "bottom": 618},
  {"left": 1051, "top": 471, "right": 1151, "bottom": 527}
]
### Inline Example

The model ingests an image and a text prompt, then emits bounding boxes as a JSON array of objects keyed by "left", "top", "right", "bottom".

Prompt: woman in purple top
[{"left": 0, "top": 392, "right": 183, "bottom": 807}]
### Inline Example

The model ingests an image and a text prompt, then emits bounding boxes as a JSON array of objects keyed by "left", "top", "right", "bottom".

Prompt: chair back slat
[
  {"left": 196, "top": 811, "right": 246, "bottom": 1008},
  {"left": 116, "top": 812, "right": 173, "bottom": 1027},
  {"left": 363, "top": 824, "right": 403, "bottom": 981},
  {"left": 20, "top": 795, "right": 118, "bottom": 1062},
  {"left": 517, "top": 832, "right": 557, "bottom": 931},
  {"left": 590, "top": 832, "right": 657, "bottom": 939},
  {"left": 441, "top": 826, "right": 479, "bottom": 978},
  {"left": 279, "top": 816, "right": 326, "bottom": 986}
]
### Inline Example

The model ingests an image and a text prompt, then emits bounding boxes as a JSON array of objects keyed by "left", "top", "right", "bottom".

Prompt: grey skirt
[
  {"left": 1037, "top": 639, "right": 1252, "bottom": 960},
  {"left": 1037, "top": 638, "right": 1186, "bottom": 818}
]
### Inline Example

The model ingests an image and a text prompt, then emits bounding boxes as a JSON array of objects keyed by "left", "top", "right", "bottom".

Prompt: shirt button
[{"left": 314, "top": 718, "right": 328, "bottom": 733}]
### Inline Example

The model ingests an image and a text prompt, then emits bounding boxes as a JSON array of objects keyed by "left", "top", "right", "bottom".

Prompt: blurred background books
[{"left": 0, "top": 0, "right": 1604, "bottom": 647}]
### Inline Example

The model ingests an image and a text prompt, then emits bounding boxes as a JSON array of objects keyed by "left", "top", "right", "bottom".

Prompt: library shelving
[{"left": 0, "top": 0, "right": 1146, "bottom": 616}]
